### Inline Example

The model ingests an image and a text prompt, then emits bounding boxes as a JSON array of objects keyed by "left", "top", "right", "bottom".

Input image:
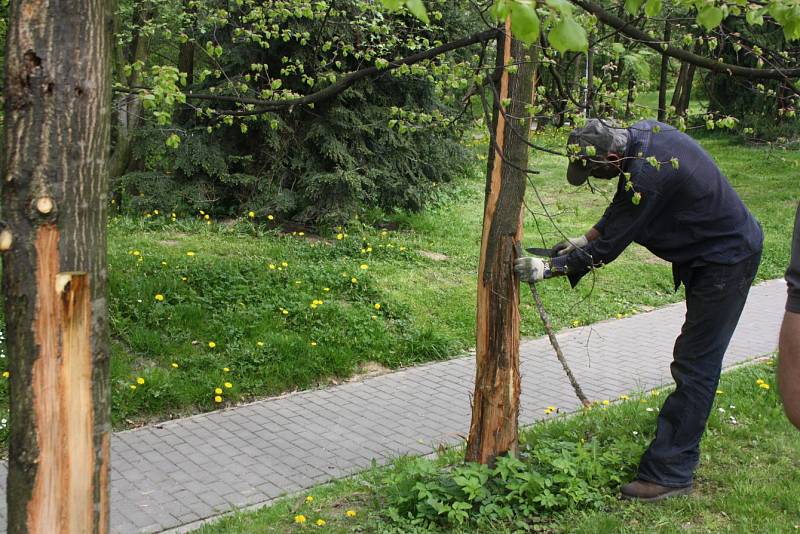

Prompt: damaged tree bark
[
  {"left": 466, "top": 25, "right": 536, "bottom": 465},
  {"left": 3, "top": 1, "right": 112, "bottom": 532}
]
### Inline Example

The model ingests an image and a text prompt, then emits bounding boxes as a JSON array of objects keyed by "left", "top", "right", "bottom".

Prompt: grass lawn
[
  {"left": 194, "top": 358, "right": 800, "bottom": 533},
  {"left": 0, "top": 129, "right": 796, "bottom": 443}
]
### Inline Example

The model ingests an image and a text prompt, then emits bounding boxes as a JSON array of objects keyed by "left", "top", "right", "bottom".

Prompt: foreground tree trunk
[
  {"left": 3, "top": 1, "right": 112, "bottom": 532},
  {"left": 466, "top": 24, "right": 536, "bottom": 465}
]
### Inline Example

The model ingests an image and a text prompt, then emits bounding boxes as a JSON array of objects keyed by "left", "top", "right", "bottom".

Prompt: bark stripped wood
[
  {"left": 3, "top": 1, "right": 112, "bottom": 532},
  {"left": 466, "top": 24, "right": 537, "bottom": 465}
]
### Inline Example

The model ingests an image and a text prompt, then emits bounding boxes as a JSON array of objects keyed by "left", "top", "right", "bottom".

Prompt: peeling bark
[
  {"left": 2, "top": 1, "right": 112, "bottom": 532},
  {"left": 466, "top": 25, "right": 536, "bottom": 465}
]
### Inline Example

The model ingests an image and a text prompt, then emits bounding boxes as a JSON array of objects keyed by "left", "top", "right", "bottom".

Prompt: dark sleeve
[
  {"left": 554, "top": 184, "right": 666, "bottom": 286},
  {"left": 787, "top": 203, "right": 800, "bottom": 313}
]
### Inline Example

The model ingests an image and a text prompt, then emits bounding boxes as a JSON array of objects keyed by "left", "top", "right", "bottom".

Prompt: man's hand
[
  {"left": 514, "top": 256, "right": 546, "bottom": 283},
  {"left": 551, "top": 235, "right": 589, "bottom": 256}
]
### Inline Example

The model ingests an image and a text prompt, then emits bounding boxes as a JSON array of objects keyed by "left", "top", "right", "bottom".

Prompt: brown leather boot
[{"left": 620, "top": 479, "right": 693, "bottom": 502}]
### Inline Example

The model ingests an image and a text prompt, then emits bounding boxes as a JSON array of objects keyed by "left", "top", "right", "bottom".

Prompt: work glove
[
  {"left": 514, "top": 256, "right": 546, "bottom": 283},
  {"left": 550, "top": 235, "right": 589, "bottom": 256}
]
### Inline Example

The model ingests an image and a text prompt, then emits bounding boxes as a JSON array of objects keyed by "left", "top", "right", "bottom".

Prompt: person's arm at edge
[{"left": 778, "top": 203, "right": 800, "bottom": 429}]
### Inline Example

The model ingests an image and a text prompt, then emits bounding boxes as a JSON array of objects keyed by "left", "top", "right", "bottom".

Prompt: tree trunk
[
  {"left": 466, "top": 23, "right": 536, "bottom": 465},
  {"left": 670, "top": 62, "right": 688, "bottom": 112},
  {"left": 3, "top": 1, "right": 112, "bottom": 533},
  {"left": 678, "top": 62, "right": 697, "bottom": 116},
  {"left": 657, "top": 22, "right": 671, "bottom": 121}
]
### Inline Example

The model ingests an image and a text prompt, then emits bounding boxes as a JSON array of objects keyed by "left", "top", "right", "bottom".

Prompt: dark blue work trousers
[{"left": 637, "top": 252, "right": 761, "bottom": 487}]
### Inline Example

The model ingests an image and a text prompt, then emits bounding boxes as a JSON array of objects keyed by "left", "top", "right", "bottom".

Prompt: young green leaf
[
  {"left": 644, "top": 0, "right": 662, "bottom": 18},
  {"left": 624, "top": 0, "right": 646, "bottom": 15},
  {"left": 405, "top": 0, "right": 430, "bottom": 23},
  {"left": 697, "top": 5, "right": 724, "bottom": 31},
  {"left": 510, "top": 1, "right": 541, "bottom": 44},
  {"left": 548, "top": 17, "right": 588, "bottom": 53}
]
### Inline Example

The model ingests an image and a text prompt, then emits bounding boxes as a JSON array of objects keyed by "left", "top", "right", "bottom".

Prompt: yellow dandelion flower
[
  {"left": 268, "top": 214, "right": 274, "bottom": 220},
  {"left": 336, "top": 233, "right": 344, "bottom": 240},
  {"left": 351, "top": 277, "right": 357, "bottom": 284},
  {"left": 269, "top": 264, "right": 276, "bottom": 269},
  {"left": 130, "top": 384, "right": 137, "bottom": 390},
  {"left": 371, "top": 315, "right": 377, "bottom": 320},
  {"left": 248, "top": 211, "right": 255, "bottom": 218},
  {"left": 295, "top": 280, "right": 302, "bottom": 285},
  {"left": 155, "top": 294, "right": 165, "bottom": 302},
  {"left": 760, "top": 383, "right": 770, "bottom": 390},
  {"left": 199, "top": 210, "right": 205, "bottom": 215},
  {"left": 281, "top": 261, "right": 288, "bottom": 267},
  {"left": 346, "top": 510, "right": 357, "bottom": 518},
  {"left": 298, "top": 232, "right": 305, "bottom": 236},
  {"left": 756, "top": 379, "right": 764, "bottom": 385},
  {"left": 171, "top": 212, "right": 176, "bottom": 218},
  {"left": 311, "top": 341, "right": 317, "bottom": 347},
  {"left": 294, "top": 515, "right": 306, "bottom": 524},
  {"left": 224, "top": 382, "right": 233, "bottom": 389},
  {"left": 571, "top": 320, "right": 580, "bottom": 327},
  {"left": 204, "top": 214, "right": 210, "bottom": 220},
  {"left": 136, "top": 377, "right": 145, "bottom": 385},
  {"left": 374, "top": 303, "right": 381, "bottom": 310},
  {"left": 153, "top": 210, "right": 160, "bottom": 215},
  {"left": 171, "top": 362, "right": 179, "bottom": 368},
  {"left": 305, "top": 495, "right": 314, "bottom": 503},
  {"left": 2, "top": 371, "right": 8, "bottom": 378},
  {"left": 215, "top": 387, "right": 223, "bottom": 394},
  {"left": 181, "top": 277, "right": 188, "bottom": 282},
  {"left": 366, "top": 246, "right": 372, "bottom": 252},
  {"left": 323, "top": 287, "right": 330, "bottom": 292},
  {"left": 223, "top": 367, "right": 230, "bottom": 372},
  {"left": 282, "top": 309, "right": 289, "bottom": 315},
  {"left": 161, "top": 261, "right": 168, "bottom": 266},
  {"left": 716, "top": 389, "right": 724, "bottom": 395},
  {"left": 315, "top": 519, "right": 326, "bottom": 526},
  {"left": 214, "top": 395, "right": 222, "bottom": 403},
  {"left": 186, "top": 251, "right": 196, "bottom": 256},
  {"left": 360, "top": 264, "right": 369, "bottom": 270},
  {"left": 132, "top": 250, "right": 141, "bottom": 256},
  {"left": 257, "top": 341, "right": 265, "bottom": 347},
  {"left": 208, "top": 341, "right": 216, "bottom": 348},
  {"left": 602, "top": 400, "right": 610, "bottom": 405},
  {"left": 619, "top": 395, "right": 629, "bottom": 400},
  {"left": 399, "top": 246, "right": 406, "bottom": 251}
]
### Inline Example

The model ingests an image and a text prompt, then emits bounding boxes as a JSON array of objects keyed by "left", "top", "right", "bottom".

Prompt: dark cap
[{"left": 565, "top": 119, "right": 617, "bottom": 186}]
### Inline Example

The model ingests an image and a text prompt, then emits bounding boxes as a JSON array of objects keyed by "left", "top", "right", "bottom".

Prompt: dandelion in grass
[
  {"left": 269, "top": 264, "right": 276, "bottom": 270},
  {"left": 223, "top": 367, "right": 230, "bottom": 373},
  {"left": 716, "top": 389, "right": 724, "bottom": 395},
  {"left": 267, "top": 214, "right": 274, "bottom": 220},
  {"left": 571, "top": 320, "right": 581, "bottom": 327},
  {"left": 281, "top": 261, "right": 288, "bottom": 267},
  {"left": 602, "top": 400, "right": 610, "bottom": 406},
  {"left": 257, "top": 341, "right": 265, "bottom": 347},
  {"left": 208, "top": 341, "right": 216, "bottom": 348},
  {"left": 130, "top": 385, "right": 137, "bottom": 390},
  {"left": 136, "top": 377, "right": 145, "bottom": 385},
  {"left": 371, "top": 315, "right": 377, "bottom": 320},
  {"left": 323, "top": 287, "right": 330, "bottom": 292},
  {"left": 374, "top": 303, "right": 381, "bottom": 310},
  {"left": 186, "top": 251, "right": 196, "bottom": 256},
  {"left": 305, "top": 495, "right": 314, "bottom": 503},
  {"left": 215, "top": 388, "right": 223, "bottom": 395},
  {"left": 760, "top": 383, "right": 770, "bottom": 390},
  {"left": 360, "top": 264, "right": 369, "bottom": 270},
  {"left": 345, "top": 510, "right": 356, "bottom": 518},
  {"left": 224, "top": 382, "right": 233, "bottom": 389},
  {"left": 315, "top": 519, "right": 325, "bottom": 526},
  {"left": 214, "top": 396, "right": 222, "bottom": 403},
  {"left": 310, "top": 341, "right": 317, "bottom": 347},
  {"left": 154, "top": 294, "right": 165, "bottom": 302},
  {"left": 204, "top": 214, "right": 210, "bottom": 220},
  {"left": 248, "top": 211, "right": 255, "bottom": 218},
  {"left": 336, "top": 233, "right": 344, "bottom": 240},
  {"left": 171, "top": 363, "right": 179, "bottom": 369},
  {"left": 756, "top": 379, "right": 765, "bottom": 385},
  {"left": 294, "top": 514, "right": 306, "bottom": 524},
  {"left": 298, "top": 232, "right": 305, "bottom": 236},
  {"left": 2, "top": 372, "right": 9, "bottom": 379},
  {"left": 619, "top": 395, "right": 629, "bottom": 401},
  {"left": 351, "top": 277, "right": 357, "bottom": 284}
]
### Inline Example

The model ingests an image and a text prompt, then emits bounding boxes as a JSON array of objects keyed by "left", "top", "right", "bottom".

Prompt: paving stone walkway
[{"left": 0, "top": 279, "right": 786, "bottom": 533}]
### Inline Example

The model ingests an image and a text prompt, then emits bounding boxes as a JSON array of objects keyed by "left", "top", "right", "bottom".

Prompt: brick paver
[{"left": 0, "top": 279, "right": 786, "bottom": 533}]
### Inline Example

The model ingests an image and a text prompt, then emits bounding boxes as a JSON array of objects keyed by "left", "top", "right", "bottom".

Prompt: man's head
[{"left": 566, "top": 119, "right": 629, "bottom": 186}]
